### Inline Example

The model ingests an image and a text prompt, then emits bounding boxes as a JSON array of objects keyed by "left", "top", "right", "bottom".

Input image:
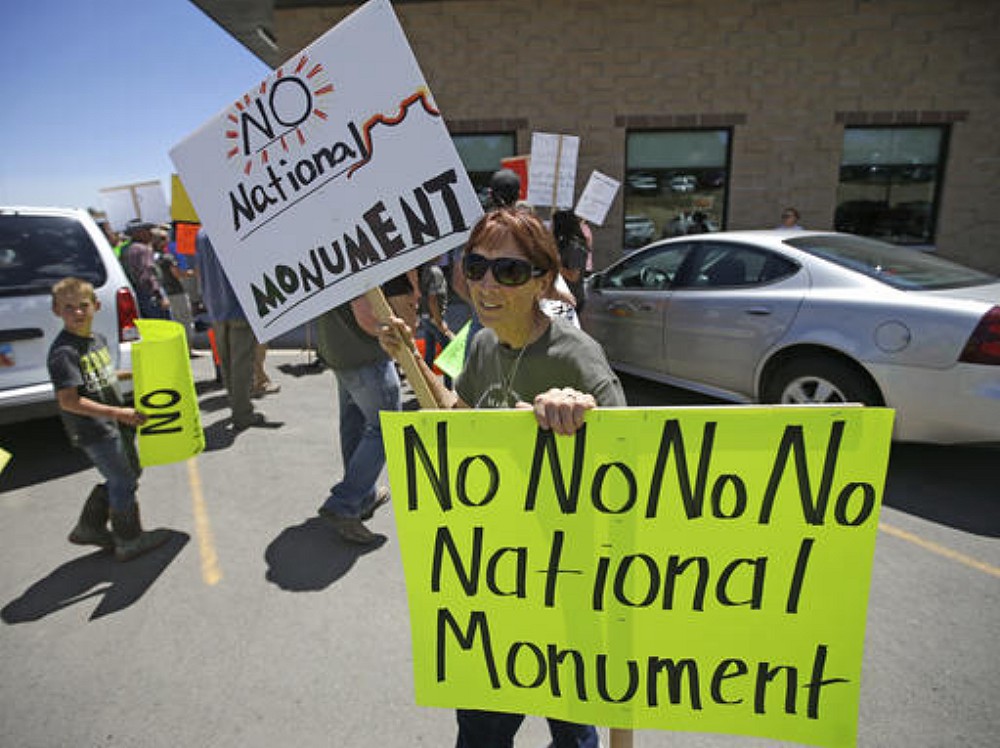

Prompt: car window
[
  {"left": 602, "top": 243, "right": 693, "bottom": 290},
  {"left": 786, "top": 233, "right": 996, "bottom": 290},
  {"left": 680, "top": 242, "right": 798, "bottom": 288},
  {"left": 0, "top": 215, "right": 107, "bottom": 297}
]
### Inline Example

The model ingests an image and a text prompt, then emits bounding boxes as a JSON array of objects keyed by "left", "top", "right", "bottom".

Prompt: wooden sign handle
[
  {"left": 550, "top": 134, "right": 564, "bottom": 211},
  {"left": 363, "top": 287, "right": 440, "bottom": 410}
]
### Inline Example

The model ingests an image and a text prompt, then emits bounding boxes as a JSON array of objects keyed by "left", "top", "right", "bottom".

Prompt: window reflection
[
  {"left": 452, "top": 133, "right": 517, "bottom": 207},
  {"left": 835, "top": 126, "right": 946, "bottom": 246},
  {"left": 624, "top": 130, "right": 730, "bottom": 252}
]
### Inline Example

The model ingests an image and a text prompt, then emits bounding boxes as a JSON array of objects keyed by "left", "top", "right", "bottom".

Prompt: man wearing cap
[{"left": 122, "top": 220, "right": 170, "bottom": 319}]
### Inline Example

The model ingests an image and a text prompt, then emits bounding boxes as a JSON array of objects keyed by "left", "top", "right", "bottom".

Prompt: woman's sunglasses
[{"left": 462, "top": 253, "right": 546, "bottom": 287}]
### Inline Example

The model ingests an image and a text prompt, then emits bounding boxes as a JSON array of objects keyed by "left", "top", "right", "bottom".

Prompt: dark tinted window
[
  {"left": 680, "top": 242, "right": 799, "bottom": 288},
  {"left": 0, "top": 215, "right": 107, "bottom": 297},
  {"left": 786, "top": 233, "right": 995, "bottom": 290}
]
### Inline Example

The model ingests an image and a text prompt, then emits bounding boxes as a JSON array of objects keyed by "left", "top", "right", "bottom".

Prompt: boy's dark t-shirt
[{"left": 47, "top": 330, "right": 125, "bottom": 446}]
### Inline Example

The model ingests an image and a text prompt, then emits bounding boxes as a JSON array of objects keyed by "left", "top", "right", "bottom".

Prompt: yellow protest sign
[
  {"left": 382, "top": 405, "right": 894, "bottom": 748},
  {"left": 170, "top": 174, "right": 200, "bottom": 223},
  {"left": 132, "top": 319, "right": 204, "bottom": 466}
]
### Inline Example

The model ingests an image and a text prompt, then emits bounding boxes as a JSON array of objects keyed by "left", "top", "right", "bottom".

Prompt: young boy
[{"left": 47, "top": 277, "right": 169, "bottom": 562}]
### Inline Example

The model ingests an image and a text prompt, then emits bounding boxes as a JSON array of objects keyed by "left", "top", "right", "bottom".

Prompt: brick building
[{"left": 194, "top": 0, "right": 1000, "bottom": 273}]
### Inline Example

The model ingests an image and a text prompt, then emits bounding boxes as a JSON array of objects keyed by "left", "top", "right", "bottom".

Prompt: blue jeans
[
  {"left": 81, "top": 430, "right": 141, "bottom": 513},
  {"left": 321, "top": 359, "right": 400, "bottom": 518},
  {"left": 456, "top": 709, "right": 600, "bottom": 748}
]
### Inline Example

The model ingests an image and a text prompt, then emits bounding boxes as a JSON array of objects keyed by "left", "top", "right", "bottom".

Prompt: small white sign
[
  {"left": 169, "top": 0, "right": 482, "bottom": 342},
  {"left": 574, "top": 171, "right": 620, "bottom": 226},
  {"left": 99, "top": 181, "right": 170, "bottom": 231},
  {"left": 526, "top": 132, "right": 579, "bottom": 209}
]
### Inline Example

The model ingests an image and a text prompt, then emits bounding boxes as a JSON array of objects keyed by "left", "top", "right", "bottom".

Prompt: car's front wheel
[{"left": 762, "top": 356, "right": 882, "bottom": 406}]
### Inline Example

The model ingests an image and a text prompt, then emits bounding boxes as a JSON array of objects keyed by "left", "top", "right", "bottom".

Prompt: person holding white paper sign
[{"left": 378, "top": 207, "right": 624, "bottom": 746}]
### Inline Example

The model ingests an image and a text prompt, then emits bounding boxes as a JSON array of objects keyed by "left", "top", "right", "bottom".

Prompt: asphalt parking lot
[{"left": 1, "top": 348, "right": 997, "bottom": 747}]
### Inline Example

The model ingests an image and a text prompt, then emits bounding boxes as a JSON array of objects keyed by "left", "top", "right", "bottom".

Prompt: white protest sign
[
  {"left": 526, "top": 132, "right": 579, "bottom": 210},
  {"left": 169, "top": 0, "right": 482, "bottom": 342},
  {"left": 100, "top": 181, "right": 171, "bottom": 231},
  {"left": 574, "top": 170, "right": 620, "bottom": 226}
]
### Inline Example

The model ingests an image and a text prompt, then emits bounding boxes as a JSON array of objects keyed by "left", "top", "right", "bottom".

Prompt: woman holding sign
[{"left": 379, "top": 207, "right": 625, "bottom": 747}]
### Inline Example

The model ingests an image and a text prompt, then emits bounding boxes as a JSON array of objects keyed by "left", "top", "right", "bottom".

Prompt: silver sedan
[{"left": 582, "top": 230, "right": 1000, "bottom": 445}]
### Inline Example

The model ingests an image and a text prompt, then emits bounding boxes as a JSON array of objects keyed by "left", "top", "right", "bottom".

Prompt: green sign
[{"left": 382, "top": 405, "right": 894, "bottom": 748}]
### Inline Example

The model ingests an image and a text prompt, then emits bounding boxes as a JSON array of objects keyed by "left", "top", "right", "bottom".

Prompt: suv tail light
[
  {"left": 959, "top": 305, "right": 1000, "bottom": 365},
  {"left": 116, "top": 287, "right": 140, "bottom": 342}
]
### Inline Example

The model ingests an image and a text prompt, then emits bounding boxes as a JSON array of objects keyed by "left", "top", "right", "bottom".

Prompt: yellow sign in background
[
  {"left": 132, "top": 319, "right": 204, "bottom": 466},
  {"left": 382, "top": 405, "right": 894, "bottom": 748}
]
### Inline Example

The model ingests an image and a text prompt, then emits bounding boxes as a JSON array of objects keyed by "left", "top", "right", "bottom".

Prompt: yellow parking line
[
  {"left": 187, "top": 458, "right": 222, "bottom": 586},
  {"left": 879, "top": 522, "right": 1000, "bottom": 579}
]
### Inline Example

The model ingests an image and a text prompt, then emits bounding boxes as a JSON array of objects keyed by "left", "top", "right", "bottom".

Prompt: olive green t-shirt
[
  {"left": 455, "top": 317, "right": 626, "bottom": 409},
  {"left": 315, "top": 304, "right": 387, "bottom": 371}
]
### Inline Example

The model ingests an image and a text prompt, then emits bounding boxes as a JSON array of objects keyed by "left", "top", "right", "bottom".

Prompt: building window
[
  {"left": 623, "top": 130, "right": 730, "bottom": 251},
  {"left": 452, "top": 133, "right": 517, "bottom": 207},
  {"left": 835, "top": 126, "right": 948, "bottom": 246}
]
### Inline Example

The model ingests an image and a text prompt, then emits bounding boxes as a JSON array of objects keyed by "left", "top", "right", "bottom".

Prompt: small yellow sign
[
  {"left": 133, "top": 319, "right": 204, "bottom": 466},
  {"left": 170, "top": 174, "right": 200, "bottom": 223}
]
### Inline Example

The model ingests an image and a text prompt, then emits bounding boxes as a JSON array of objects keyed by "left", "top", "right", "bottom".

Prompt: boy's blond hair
[{"left": 51, "top": 277, "right": 97, "bottom": 306}]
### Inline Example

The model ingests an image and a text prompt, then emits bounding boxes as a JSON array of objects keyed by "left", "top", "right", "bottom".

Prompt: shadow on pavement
[
  {"left": 1, "top": 531, "right": 190, "bottom": 623},
  {"left": 264, "top": 517, "right": 385, "bottom": 591},
  {"left": 0, "top": 417, "right": 90, "bottom": 491},
  {"left": 201, "top": 419, "right": 236, "bottom": 452},
  {"left": 194, "top": 379, "right": 223, "bottom": 396},
  {"left": 197, "top": 393, "right": 230, "bottom": 414},
  {"left": 883, "top": 443, "right": 999, "bottom": 538}
]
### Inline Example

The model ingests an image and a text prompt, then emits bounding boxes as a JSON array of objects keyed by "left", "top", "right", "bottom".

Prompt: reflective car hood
[{"left": 921, "top": 280, "right": 1000, "bottom": 306}]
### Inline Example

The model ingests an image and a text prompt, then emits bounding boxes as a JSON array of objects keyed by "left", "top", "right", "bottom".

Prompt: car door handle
[
  {"left": 744, "top": 307, "right": 772, "bottom": 316},
  {"left": 0, "top": 327, "right": 44, "bottom": 343},
  {"left": 608, "top": 301, "right": 654, "bottom": 314}
]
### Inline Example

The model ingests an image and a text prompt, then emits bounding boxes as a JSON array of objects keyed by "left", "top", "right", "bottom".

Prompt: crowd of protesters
[{"left": 54, "top": 169, "right": 603, "bottom": 746}]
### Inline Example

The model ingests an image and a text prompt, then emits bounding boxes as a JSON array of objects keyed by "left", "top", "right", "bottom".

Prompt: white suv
[{"left": 0, "top": 207, "right": 139, "bottom": 425}]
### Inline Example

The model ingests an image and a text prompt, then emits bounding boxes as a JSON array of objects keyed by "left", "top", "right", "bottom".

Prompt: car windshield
[
  {"left": 785, "top": 234, "right": 997, "bottom": 290},
  {"left": 0, "top": 214, "right": 107, "bottom": 297}
]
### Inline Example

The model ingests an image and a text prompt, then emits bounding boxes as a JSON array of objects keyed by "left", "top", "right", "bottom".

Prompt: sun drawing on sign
[{"left": 225, "top": 55, "right": 334, "bottom": 176}]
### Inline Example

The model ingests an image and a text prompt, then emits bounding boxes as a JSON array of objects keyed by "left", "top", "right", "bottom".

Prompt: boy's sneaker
[
  {"left": 110, "top": 503, "right": 171, "bottom": 562},
  {"left": 68, "top": 484, "right": 113, "bottom": 550},
  {"left": 112, "top": 528, "right": 171, "bottom": 562},
  {"left": 68, "top": 523, "right": 114, "bottom": 550}
]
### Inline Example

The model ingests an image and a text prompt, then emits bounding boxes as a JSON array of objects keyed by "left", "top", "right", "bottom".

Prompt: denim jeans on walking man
[{"left": 320, "top": 359, "right": 401, "bottom": 519}]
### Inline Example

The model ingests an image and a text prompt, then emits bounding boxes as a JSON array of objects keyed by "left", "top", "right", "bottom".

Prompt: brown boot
[
  {"left": 68, "top": 484, "right": 113, "bottom": 550},
  {"left": 110, "top": 503, "right": 170, "bottom": 562}
]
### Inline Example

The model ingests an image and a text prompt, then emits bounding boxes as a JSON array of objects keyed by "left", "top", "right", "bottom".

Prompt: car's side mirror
[{"left": 590, "top": 272, "right": 603, "bottom": 290}]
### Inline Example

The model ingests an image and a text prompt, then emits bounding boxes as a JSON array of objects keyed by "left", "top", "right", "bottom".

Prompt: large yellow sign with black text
[{"left": 382, "top": 406, "right": 894, "bottom": 748}]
